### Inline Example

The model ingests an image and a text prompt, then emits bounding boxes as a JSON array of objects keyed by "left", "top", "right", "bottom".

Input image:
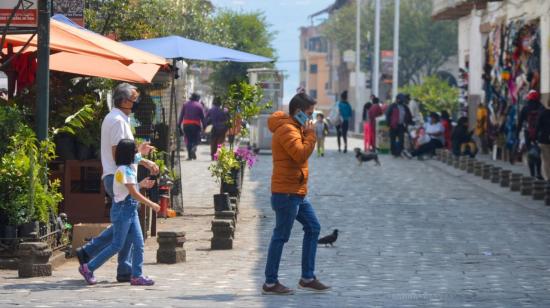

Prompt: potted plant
[
  {"left": 224, "top": 81, "right": 271, "bottom": 150},
  {"left": 234, "top": 146, "right": 258, "bottom": 188},
  {"left": 209, "top": 144, "right": 241, "bottom": 200},
  {"left": 0, "top": 123, "right": 63, "bottom": 238}
]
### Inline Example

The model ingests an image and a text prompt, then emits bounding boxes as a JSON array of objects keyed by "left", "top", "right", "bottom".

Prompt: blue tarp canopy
[{"left": 123, "top": 35, "right": 273, "bottom": 63}]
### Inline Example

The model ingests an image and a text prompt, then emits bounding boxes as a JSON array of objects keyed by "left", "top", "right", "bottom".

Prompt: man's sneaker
[
  {"left": 262, "top": 282, "right": 294, "bottom": 295},
  {"left": 298, "top": 279, "right": 331, "bottom": 293},
  {"left": 78, "top": 264, "right": 97, "bottom": 285},
  {"left": 116, "top": 275, "right": 131, "bottom": 283},
  {"left": 130, "top": 276, "right": 155, "bottom": 286},
  {"left": 75, "top": 247, "right": 89, "bottom": 266}
]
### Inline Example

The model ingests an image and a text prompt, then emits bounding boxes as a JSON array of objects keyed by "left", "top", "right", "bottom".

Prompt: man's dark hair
[
  {"left": 213, "top": 96, "right": 222, "bottom": 106},
  {"left": 430, "top": 112, "right": 440, "bottom": 122},
  {"left": 115, "top": 139, "right": 137, "bottom": 166},
  {"left": 289, "top": 93, "right": 316, "bottom": 115},
  {"left": 190, "top": 93, "right": 201, "bottom": 101},
  {"left": 340, "top": 91, "right": 348, "bottom": 101}
]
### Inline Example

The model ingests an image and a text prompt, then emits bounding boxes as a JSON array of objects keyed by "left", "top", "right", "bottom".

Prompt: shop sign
[{"left": 0, "top": 0, "right": 37, "bottom": 28}]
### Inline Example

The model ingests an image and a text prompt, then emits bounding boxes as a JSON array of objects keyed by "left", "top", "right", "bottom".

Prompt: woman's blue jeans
[
  {"left": 87, "top": 196, "right": 144, "bottom": 278},
  {"left": 264, "top": 193, "right": 321, "bottom": 284}
]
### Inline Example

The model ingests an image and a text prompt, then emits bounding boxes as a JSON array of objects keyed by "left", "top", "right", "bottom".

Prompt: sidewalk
[{"left": 2, "top": 137, "right": 550, "bottom": 307}]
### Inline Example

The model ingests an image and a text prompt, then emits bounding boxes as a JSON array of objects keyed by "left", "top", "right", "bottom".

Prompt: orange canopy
[
  {"left": 49, "top": 52, "right": 160, "bottom": 83},
  {"left": 4, "top": 18, "right": 166, "bottom": 65}
]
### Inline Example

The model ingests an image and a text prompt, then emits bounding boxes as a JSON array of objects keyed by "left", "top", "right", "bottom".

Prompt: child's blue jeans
[{"left": 87, "top": 196, "right": 144, "bottom": 278}]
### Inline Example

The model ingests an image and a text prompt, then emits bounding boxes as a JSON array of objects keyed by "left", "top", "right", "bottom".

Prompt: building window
[
  {"left": 308, "top": 37, "right": 328, "bottom": 53},
  {"left": 309, "top": 90, "right": 317, "bottom": 99},
  {"left": 310, "top": 64, "right": 318, "bottom": 74}
]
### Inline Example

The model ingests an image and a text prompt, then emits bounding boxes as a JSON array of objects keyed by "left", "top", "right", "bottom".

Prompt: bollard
[
  {"left": 459, "top": 156, "right": 468, "bottom": 171},
  {"left": 156, "top": 231, "right": 186, "bottom": 264},
  {"left": 18, "top": 242, "right": 52, "bottom": 277},
  {"left": 215, "top": 210, "right": 236, "bottom": 228},
  {"left": 474, "top": 162, "right": 484, "bottom": 177},
  {"left": 490, "top": 166, "right": 502, "bottom": 183},
  {"left": 211, "top": 219, "right": 234, "bottom": 250},
  {"left": 466, "top": 158, "right": 475, "bottom": 173},
  {"left": 435, "top": 149, "right": 444, "bottom": 161},
  {"left": 509, "top": 173, "right": 522, "bottom": 191},
  {"left": 532, "top": 180, "right": 546, "bottom": 200},
  {"left": 482, "top": 164, "right": 492, "bottom": 180},
  {"left": 453, "top": 156, "right": 461, "bottom": 169},
  {"left": 520, "top": 176, "right": 534, "bottom": 196},
  {"left": 500, "top": 170, "right": 511, "bottom": 187}
]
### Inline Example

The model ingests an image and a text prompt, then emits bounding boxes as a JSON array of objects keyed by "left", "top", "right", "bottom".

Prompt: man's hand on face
[{"left": 304, "top": 120, "right": 314, "bottom": 132}]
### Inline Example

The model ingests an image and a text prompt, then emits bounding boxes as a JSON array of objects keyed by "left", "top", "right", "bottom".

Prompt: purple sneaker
[
  {"left": 78, "top": 264, "right": 97, "bottom": 285},
  {"left": 130, "top": 276, "right": 155, "bottom": 286}
]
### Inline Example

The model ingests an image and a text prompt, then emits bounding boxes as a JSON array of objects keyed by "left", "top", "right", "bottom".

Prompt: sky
[{"left": 210, "top": 0, "right": 335, "bottom": 104}]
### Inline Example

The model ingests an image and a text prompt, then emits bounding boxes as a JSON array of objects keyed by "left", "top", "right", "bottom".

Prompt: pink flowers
[{"left": 234, "top": 147, "right": 257, "bottom": 168}]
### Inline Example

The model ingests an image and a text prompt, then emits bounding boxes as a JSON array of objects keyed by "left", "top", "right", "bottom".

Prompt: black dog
[
  {"left": 354, "top": 148, "right": 381, "bottom": 166},
  {"left": 318, "top": 229, "right": 338, "bottom": 247}
]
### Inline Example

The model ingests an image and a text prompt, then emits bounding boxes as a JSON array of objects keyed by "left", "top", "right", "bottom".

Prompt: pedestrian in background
[
  {"left": 336, "top": 90, "right": 352, "bottom": 153},
  {"left": 386, "top": 93, "right": 412, "bottom": 157},
  {"left": 475, "top": 102, "right": 489, "bottom": 154},
  {"left": 79, "top": 139, "right": 160, "bottom": 286},
  {"left": 441, "top": 110, "right": 452, "bottom": 150},
  {"left": 178, "top": 93, "right": 205, "bottom": 160},
  {"left": 408, "top": 112, "right": 444, "bottom": 159},
  {"left": 206, "top": 96, "right": 229, "bottom": 160},
  {"left": 263, "top": 92, "right": 330, "bottom": 295},
  {"left": 315, "top": 113, "right": 329, "bottom": 157},
  {"left": 452, "top": 117, "right": 477, "bottom": 157},
  {"left": 519, "top": 90, "right": 543, "bottom": 179},
  {"left": 75, "top": 83, "right": 158, "bottom": 284},
  {"left": 367, "top": 96, "right": 383, "bottom": 151},
  {"left": 536, "top": 101, "right": 550, "bottom": 180}
]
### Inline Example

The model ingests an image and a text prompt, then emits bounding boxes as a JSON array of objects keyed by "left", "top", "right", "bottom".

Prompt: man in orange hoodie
[{"left": 262, "top": 93, "right": 331, "bottom": 295}]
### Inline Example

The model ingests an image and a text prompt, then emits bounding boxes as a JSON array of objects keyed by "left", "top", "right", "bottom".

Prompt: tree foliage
[
  {"left": 400, "top": 76, "right": 459, "bottom": 114},
  {"left": 84, "top": 0, "right": 215, "bottom": 41},
  {"left": 208, "top": 10, "right": 276, "bottom": 96},
  {"left": 322, "top": 0, "right": 457, "bottom": 86}
]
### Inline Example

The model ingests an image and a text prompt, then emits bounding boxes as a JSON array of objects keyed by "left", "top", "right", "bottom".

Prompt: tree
[
  {"left": 400, "top": 76, "right": 459, "bottom": 114},
  {"left": 208, "top": 10, "right": 277, "bottom": 96},
  {"left": 84, "top": 0, "right": 215, "bottom": 41},
  {"left": 322, "top": 0, "right": 457, "bottom": 86}
]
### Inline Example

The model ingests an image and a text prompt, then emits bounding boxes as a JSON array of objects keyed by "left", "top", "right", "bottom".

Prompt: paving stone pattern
[{"left": 2, "top": 137, "right": 550, "bottom": 307}]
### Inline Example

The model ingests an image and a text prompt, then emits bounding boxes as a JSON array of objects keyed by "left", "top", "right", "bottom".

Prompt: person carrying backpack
[{"left": 519, "top": 90, "right": 543, "bottom": 179}]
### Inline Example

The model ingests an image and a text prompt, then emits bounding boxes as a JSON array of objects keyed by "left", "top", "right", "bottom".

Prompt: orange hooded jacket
[{"left": 268, "top": 111, "right": 316, "bottom": 195}]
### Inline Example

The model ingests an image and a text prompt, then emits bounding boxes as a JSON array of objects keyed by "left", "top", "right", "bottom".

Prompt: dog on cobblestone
[{"left": 354, "top": 148, "right": 381, "bottom": 166}]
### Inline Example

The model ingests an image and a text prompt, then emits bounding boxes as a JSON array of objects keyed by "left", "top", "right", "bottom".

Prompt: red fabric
[
  {"left": 367, "top": 104, "right": 383, "bottom": 149},
  {"left": 441, "top": 119, "right": 452, "bottom": 149},
  {"left": 11, "top": 52, "right": 37, "bottom": 91},
  {"left": 363, "top": 122, "right": 372, "bottom": 151}
]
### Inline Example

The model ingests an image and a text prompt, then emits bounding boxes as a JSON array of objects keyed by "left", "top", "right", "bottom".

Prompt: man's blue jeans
[
  {"left": 87, "top": 196, "right": 144, "bottom": 278},
  {"left": 81, "top": 175, "right": 132, "bottom": 276},
  {"left": 265, "top": 194, "right": 321, "bottom": 284}
]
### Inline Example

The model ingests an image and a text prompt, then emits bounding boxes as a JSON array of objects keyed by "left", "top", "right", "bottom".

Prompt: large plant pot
[
  {"left": 18, "top": 221, "right": 39, "bottom": 238},
  {"left": 214, "top": 193, "right": 231, "bottom": 212}
]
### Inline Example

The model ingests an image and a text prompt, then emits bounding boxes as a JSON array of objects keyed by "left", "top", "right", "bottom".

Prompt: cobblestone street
[{"left": 2, "top": 136, "right": 550, "bottom": 307}]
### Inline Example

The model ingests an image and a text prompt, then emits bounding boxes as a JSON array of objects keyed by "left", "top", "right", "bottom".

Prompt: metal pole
[
  {"left": 373, "top": 0, "right": 381, "bottom": 98},
  {"left": 36, "top": 0, "right": 51, "bottom": 141},
  {"left": 392, "top": 0, "right": 400, "bottom": 100},
  {"left": 355, "top": 0, "right": 361, "bottom": 132}
]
